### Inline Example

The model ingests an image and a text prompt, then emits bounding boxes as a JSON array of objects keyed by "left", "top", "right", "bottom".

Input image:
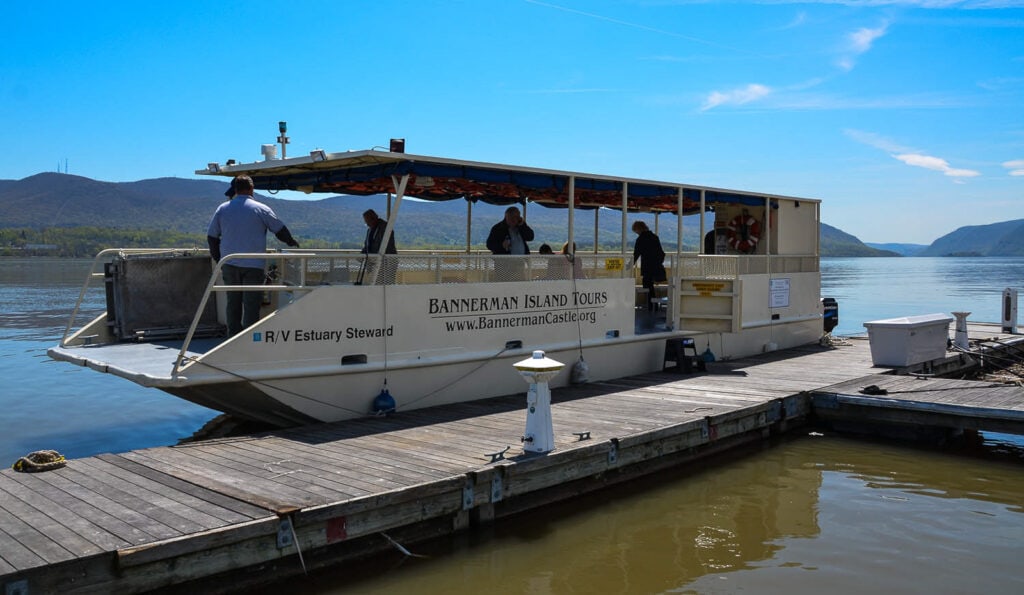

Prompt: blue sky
[{"left": 4, "top": 0, "right": 1023, "bottom": 244}]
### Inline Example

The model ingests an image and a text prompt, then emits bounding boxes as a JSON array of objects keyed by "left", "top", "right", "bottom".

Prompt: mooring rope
[{"left": 12, "top": 450, "right": 66, "bottom": 473}]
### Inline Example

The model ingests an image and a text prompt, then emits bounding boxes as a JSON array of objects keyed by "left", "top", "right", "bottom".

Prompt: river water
[{"left": 2, "top": 256, "right": 1023, "bottom": 593}]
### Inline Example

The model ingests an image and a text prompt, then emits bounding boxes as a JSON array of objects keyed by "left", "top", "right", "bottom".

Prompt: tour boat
[{"left": 49, "top": 147, "right": 824, "bottom": 426}]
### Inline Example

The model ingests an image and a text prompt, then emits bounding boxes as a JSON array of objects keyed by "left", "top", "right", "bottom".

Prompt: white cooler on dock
[{"left": 863, "top": 313, "right": 953, "bottom": 367}]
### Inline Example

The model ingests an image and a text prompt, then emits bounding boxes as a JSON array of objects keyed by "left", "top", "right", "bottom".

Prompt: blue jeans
[{"left": 222, "top": 264, "right": 265, "bottom": 336}]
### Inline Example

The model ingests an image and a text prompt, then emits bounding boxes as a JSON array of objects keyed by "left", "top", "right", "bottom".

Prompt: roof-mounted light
[
  {"left": 310, "top": 149, "right": 327, "bottom": 162},
  {"left": 207, "top": 162, "right": 220, "bottom": 173}
]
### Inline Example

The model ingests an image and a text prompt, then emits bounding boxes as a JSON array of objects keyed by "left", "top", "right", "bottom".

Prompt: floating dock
[{"left": 3, "top": 323, "right": 1023, "bottom": 593}]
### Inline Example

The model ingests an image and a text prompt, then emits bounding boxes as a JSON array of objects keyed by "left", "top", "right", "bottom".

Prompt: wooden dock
[{"left": 3, "top": 325, "right": 1023, "bottom": 593}]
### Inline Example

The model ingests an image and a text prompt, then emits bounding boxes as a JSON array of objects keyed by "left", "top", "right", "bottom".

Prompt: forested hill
[
  {"left": 918, "top": 219, "right": 1024, "bottom": 257},
  {"left": 0, "top": 171, "right": 958, "bottom": 258},
  {"left": 821, "top": 224, "right": 897, "bottom": 257}
]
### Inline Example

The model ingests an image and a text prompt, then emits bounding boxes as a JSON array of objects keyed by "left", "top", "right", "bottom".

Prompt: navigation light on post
[
  {"left": 277, "top": 121, "right": 289, "bottom": 159},
  {"left": 514, "top": 350, "right": 564, "bottom": 454}
]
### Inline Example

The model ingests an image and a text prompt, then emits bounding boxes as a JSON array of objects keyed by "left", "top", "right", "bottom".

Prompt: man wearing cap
[{"left": 207, "top": 175, "right": 300, "bottom": 336}]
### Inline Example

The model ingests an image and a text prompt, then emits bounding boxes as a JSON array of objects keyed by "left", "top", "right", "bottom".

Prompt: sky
[{"left": 3, "top": 1, "right": 1023, "bottom": 245}]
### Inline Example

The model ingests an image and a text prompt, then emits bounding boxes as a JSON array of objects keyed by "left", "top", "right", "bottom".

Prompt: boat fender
[
  {"left": 702, "top": 346, "right": 716, "bottom": 363},
  {"left": 372, "top": 389, "right": 396, "bottom": 415},
  {"left": 570, "top": 356, "right": 590, "bottom": 384}
]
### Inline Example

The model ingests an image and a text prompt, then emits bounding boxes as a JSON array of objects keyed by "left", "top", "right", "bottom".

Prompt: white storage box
[{"left": 863, "top": 313, "right": 953, "bottom": 367}]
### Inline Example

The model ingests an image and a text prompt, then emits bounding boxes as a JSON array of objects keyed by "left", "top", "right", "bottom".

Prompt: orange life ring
[{"left": 726, "top": 214, "right": 760, "bottom": 253}]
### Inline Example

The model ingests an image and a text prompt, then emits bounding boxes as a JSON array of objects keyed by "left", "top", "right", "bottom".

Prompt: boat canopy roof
[{"left": 197, "top": 150, "right": 817, "bottom": 215}]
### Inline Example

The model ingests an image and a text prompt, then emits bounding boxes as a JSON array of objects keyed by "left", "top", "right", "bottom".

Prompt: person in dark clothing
[
  {"left": 632, "top": 220, "right": 666, "bottom": 311},
  {"left": 361, "top": 209, "right": 397, "bottom": 255},
  {"left": 486, "top": 206, "right": 534, "bottom": 281},
  {"left": 486, "top": 206, "right": 534, "bottom": 255},
  {"left": 207, "top": 175, "right": 299, "bottom": 335},
  {"left": 360, "top": 209, "right": 397, "bottom": 284}
]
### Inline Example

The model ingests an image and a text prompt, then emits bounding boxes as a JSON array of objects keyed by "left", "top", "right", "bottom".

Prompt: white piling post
[
  {"left": 514, "top": 350, "right": 564, "bottom": 454},
  {"left": 1002, "top": 288, "right": 1018, "bottom": 334},
  {"left": 952, "top": 311, "right": 971, "bottom": 350}
]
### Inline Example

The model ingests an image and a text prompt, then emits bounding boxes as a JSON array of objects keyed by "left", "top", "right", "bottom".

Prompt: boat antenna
[{"left": 277, "top": 121, "right": 289, "bottom": 159}]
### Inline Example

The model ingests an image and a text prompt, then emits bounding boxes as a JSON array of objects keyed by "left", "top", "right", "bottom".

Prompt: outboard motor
[{"left": 821, "top": 297, "right": 839, "bottom": 333}]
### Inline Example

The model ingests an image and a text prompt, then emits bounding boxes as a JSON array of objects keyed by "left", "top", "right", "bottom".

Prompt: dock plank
[
  {"left": 95, "top": 454, "right": 269, "bottom": 521},
  {"left": 0, "top": 472, "right": 129, "bottom": 552},
  {"left": 0, "top": 499, "right": 73, "bottom": 566},
  {"left": 4, "top": 471, "right": 159, "bottom": 546},
  {"left": 25, "top": 467, "right": 183, "bottom": 542},
  {"left": 118, "top": 449, "right": 324, "bottom": 513},
  {"left": 0, "top": 525, "right": 46, "bottom": 571},
  {"left": 71, "top": 458, "right": 231, "bottom": 531},
  {"left": 0, "top": 482, "right": 102, "bottom": 559}
]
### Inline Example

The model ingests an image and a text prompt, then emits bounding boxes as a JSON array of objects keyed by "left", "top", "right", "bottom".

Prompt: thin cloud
[
  {"left": 846, "top": 129, "right": 980, "bottom": 178},
  {"left": 893, "top": 153, "right": 981, "bottom": 177},
  {"left": 519, "top": 88, "right": 619, "bottom": 94},
  {"left": 838, "top": 22, "right": 889, "bottom": 71},
  {"left": 524, "top": 0, "right": 748, "bottom": 53},
  {"left": 766, "top": 1, "right": 1024, "bottom": 7},
  {"left": 779, "top": 11, "right": 808, "bottom": 30},
  {"left": 1004, "top": 159, "right": 1024, "bottom": 176},
  {"left": 701, "top": 83, "right": 772, "bottom": 111},
  {"left": 844, "top": 129, "right": 911, "bottom": 153}
]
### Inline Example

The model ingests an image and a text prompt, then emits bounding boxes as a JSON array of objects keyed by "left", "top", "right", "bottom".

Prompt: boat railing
[
  {"left": 674, "top": 253, "right": 819, "bottom": 279},
  {"left": 273, "top": 250, "right": 635, "bottom": 285},
  {"left": 171, "top": 250, "right": 637, "bottom": 374}
]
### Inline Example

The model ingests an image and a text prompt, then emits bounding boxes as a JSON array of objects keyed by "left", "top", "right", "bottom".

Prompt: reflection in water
[{"left": 259, "top": 435, "right": 1023, "bottom": 595}]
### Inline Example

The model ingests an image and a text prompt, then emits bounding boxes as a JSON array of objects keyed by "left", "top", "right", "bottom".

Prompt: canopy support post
[
  {"left": 621, "top": 183, "right": 628, "bottom": 256},
  {"left": 466, "top": 200, "right": 472, "bottom": 253},
  {"left": 568, "top": 176, "right": 575, "bottom": 255},
  {"left": 677, "top": 187, "right": 684, "bottom": 256},
  {"left": 699, "top": 189, "right": 707, "bottom": 254}
]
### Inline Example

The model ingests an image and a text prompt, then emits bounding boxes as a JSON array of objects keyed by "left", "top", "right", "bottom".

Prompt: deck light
[
  {"left": 310, "top": 149, "right": 327, "bottom": 162},
  {"left": 389, "top": 138, "right": 405, "bottom": 153},
  {"left": 207, "top": 162, "right": 220, "bottom": 173}
]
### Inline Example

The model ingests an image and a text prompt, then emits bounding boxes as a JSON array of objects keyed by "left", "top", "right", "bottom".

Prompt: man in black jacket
[
  {"left": 486, "top": 206, "right": 534, "bottom": 255},
  {"left": 486, "top": 206, "right": 534, "bottom": 282},
  {"left": 361, "top": 209, "right": 397, "bottom": 255}
]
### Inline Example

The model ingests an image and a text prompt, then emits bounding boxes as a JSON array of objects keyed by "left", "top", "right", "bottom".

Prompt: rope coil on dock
[{"left": 12, "top": 450, "right": 66, "bottom": 472}]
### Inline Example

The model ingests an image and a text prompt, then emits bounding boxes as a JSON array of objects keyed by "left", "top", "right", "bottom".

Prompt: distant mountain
[
  {"left": 918, "top": 219, "right": 1024, "bottom": 257},
  {"left": 865, "top": 242, "right": 927, "bottom": 256},
  {"left": 820, "top": 224, "right": 898, "bottom": 257},
  {"left": 0, "top": 172, "right": 965, "bottom": 258}
]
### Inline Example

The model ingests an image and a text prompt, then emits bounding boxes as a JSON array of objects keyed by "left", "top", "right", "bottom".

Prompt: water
[
  {"left": 0, "top": 258, "right": 218, "bottom": 464},
  {"left": 2, "top": 256, "right": 1023, "bottom": 593},
  {"left": 822, "top": 256, "right": 1024, "bottom": 337},
  {"left": 262, "top": 435, "right": 1023, "bottom": 595}
]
